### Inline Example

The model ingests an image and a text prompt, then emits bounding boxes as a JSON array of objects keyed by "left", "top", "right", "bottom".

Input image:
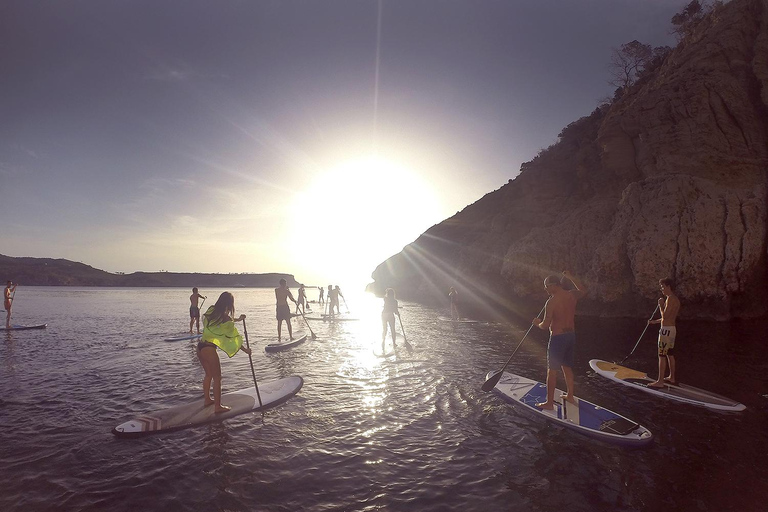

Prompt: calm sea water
[{"left": 1, "top": 287, "right": 767, "bottom": 512}]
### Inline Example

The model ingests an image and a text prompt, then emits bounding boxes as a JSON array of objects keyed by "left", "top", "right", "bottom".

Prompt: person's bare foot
[
  {"left": 536, "top": 401, "right": 555, "bottom": 410},
  {"left": 647, "top": 381, "right": 665, "bottom": 389},
  {"left": 203, "top": 399, "right": 214, "bottom": 407},
  {"left": 663, "top": 377, "right": 678, "bottom": 386},
  {"left": 214, "top": 405, "right": 231, "bottom": 414},
  {"left": 560, "top": 394, "right": 576, "bottom": 404}
]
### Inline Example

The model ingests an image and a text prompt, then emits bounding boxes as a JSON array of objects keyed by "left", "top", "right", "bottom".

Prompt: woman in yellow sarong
[{"left": 198, "top": 292, "right": 251, "bottom": 413}]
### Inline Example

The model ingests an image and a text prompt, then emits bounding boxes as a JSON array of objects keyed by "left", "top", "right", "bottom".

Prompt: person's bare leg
[
  {"left": 649, "top": 357, "right": 667, "bottom": 388},
  {"left": 197, "top": 347, "right": 216, "bottom": 407},
  {"left": 536, "top": 369, "right": 556, "bottom": 409},
  {"left": 664, "top": 355, "right": 677, "bottom": 384},
  {"left": 277, "top": 320, "right": 282, "bottom": 342},
  {"left": 561, "top": 366, "right": 575, "bottom": 403}
]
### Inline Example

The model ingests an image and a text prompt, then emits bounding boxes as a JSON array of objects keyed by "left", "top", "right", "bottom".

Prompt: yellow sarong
[{"left": 202, "top": 306, "right": 244, "bottom": 357}]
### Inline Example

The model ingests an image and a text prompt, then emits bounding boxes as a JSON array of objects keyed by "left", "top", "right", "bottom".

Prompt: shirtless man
[
  {"left": 275, "top": 278, "right": 298, "bottom": 341},
  {"left": 326, "top": 284, "right": 335, "bottom": 317},
  {"left": 5, "top": 281, "right": 18, "bottom": 328},
  {"left": 189, "top": 287, "right": 206, "bottom": 334},
  {"left": 647, "top": 278, "right": 681, "bottom": 388},
  {"left": 532, "top": 271, "right": 586, "bottom": 410}
]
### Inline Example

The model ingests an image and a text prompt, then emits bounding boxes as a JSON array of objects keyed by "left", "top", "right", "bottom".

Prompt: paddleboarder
[
  {"left": 198, "top": 292, "right": 251, "bottom": 413},
  {"left": 532, "top": 271, "right": 586, "bottom": 410},
  {"left": 647, "top": 278, "right": 681, "bottom": 388},
  {"left": 335, "top": 285, "right": 345, "bottom": 314},
  {"left": 276, "top": 279, "right": 298, "bottom": 341},
  {"left": 295, "top": 284, "right": 308, "bottom": 315},
  {"left": 318, "top": 286, "right": 325, "bottom": 305},
  {"left": 381, "top": 288, "right": 399, "bottom": 348},
  {"left": 326, "top": 284, "right": 336, "bottom": 317},
  {"left": 4, "top": 280, "right": 17, "bottom": 328},
  {"left": 189, "top": 287, "right": 207, "bottom": 334},
  {"left": 449, "top": 287, "right": 459, "bottom": 320}
]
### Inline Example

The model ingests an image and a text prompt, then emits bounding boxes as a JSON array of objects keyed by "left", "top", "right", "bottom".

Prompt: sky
[{"left": 0, "top": 0, "right": 690, "bottom": 287}]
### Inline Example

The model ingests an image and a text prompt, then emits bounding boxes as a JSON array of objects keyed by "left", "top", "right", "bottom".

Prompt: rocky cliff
[{"left": 371, "top": 0, "right": 768, "bottom": 320}]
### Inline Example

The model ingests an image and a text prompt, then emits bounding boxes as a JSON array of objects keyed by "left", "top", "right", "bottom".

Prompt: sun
[{"left": 288, "top": 156, "right": 442, "bottom": 286}]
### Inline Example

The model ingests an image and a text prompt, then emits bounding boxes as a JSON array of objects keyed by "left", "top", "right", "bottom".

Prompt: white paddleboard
[
  {"left": 589, "top": 360, "right": 745, "bottom": 412},
  {"left": 305, "top": 316, "right": 359, "bottom": 322},
  {"left": 0, "top": 324, "right": 47, "bottom": 331},
  {"left": 489, "top": 371, "right": 653, "bottom": 447},
  {"left": 162, "top": 333, "right": 202, "bottom": 342},
  {"left": 265, "top": 334, "right": 308, "bottom": 353},
  {"left": 438, "top": 317, "right": 480, "bottom": 324},
  {"left": 112, "top": 376, "right": 303, "bottom": 438}
]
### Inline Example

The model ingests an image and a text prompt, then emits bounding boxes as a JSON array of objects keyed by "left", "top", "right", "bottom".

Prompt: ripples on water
[{"left": 1, "top": 287, "right": 767, "bottom": 511}]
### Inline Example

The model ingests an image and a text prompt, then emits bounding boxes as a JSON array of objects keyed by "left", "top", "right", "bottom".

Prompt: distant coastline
[{"left": 0, "top": 254, "right": 300, "bottom": 288}]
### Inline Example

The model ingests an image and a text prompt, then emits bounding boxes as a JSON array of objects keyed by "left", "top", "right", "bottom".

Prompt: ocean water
[{"left": 1, "top": 287, "right": 767, "bottom": 512}]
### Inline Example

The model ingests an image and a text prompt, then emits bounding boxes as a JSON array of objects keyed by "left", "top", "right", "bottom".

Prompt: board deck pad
[
  {"left": 589, "top": 359, "right": 745, "bottom": 412},
  {"left": 163, "top": 333, "right": 202, "bottom": 342},
  {"left": 0, "top": 324, "right": 47, "bottom": 331},
  {"left": 489, "top": 371, "right": 653, "bottom": 446},
  {"left": 112, "top": 376, "right": 303, "bottom": 438},
  {"left": 265, "top": 334, "right": 308, "bottom": 353}
]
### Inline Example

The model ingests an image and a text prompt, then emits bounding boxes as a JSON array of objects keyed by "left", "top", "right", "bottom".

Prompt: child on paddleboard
[
  {"left": 647, "top": 278, "right": 681, "bottom": 388},
  {"left": 381, "top": 288, "right": 399, "bottom": 348},
  {"left": 198, "top": 292, "right": 250, "bottom": 413}
]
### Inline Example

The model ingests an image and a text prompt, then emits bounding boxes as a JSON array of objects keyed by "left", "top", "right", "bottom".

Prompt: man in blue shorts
[{"left": 532, "top": 271, "right": 586, "bottom": 409}]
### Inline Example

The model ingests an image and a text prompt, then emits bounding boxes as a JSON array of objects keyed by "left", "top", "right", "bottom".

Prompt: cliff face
[{"left": 371, "top": 0, "right": 768, "bottom": 320}]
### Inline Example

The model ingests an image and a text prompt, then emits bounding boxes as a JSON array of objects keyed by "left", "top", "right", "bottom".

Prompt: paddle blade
[{"left": 481, "top": 370, "right": 503, "bottom": 392}]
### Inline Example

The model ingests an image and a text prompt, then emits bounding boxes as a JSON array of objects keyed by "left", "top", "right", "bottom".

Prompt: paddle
[
  {"left": 481, "top": 304, "right": 547, "bottom": 392},
  {"left": 300, "top": 309, "right": 317, "bottom": 340},
  {"left": 342, "top": 296, "right": 350, "bottom": 314},
  {"left": 241, "top": 318, "right": 263, "bottom": 408},
  {"left": 397, "top": 312, "right": 412, "bottom": 351},
  {"left": 617, "top": 304, "right": 660, "bottom": 365}
]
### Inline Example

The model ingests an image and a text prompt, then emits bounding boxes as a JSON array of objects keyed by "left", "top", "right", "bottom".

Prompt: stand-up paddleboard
[
  {"left": 0, "top": 324, "right": 47, "bottom": 331},
  {"left": 162, "top": 333, "right": 202, "bottom": 342},
  {"left": 305, "top": 316, "right": 359, "bottom": 322},
  {"left": 589, "top": 360, "right": 745, "bottom": 412},
  {"left": 265, "top": 334, "right": 308, "bottom": 353},
  {"left": 112, "top": 376, "right": 303, "bottom": 438},
  {"left": 488, "top": 371, "right": 653, "bottom": 447},
  {"left": 438, "top": 317, "right": 480, "bottom": 324}
]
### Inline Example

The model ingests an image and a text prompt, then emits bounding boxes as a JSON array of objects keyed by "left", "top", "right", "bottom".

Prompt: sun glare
[{"left": 288, "top": 156, "right": 442, "bottom": 286}]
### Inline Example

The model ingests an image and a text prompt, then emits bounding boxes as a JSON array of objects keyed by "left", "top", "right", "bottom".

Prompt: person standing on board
[
  {"left": 334, "top": 285, "right": 345, "bottom": 314},
  {"left": 449, "top": 287, "right": 459, "bottom": 320},
  {"left": 381, "top": 288, "right": 400, "bottom": 348},
  {"left": 4, "top": 280, "right": 18, "bottom": 328},
  {"left": 318, "top": 286, "right": 325, "bottom": 306},
  {"left": 189, "top": 287, "right": 207, "bottom": 334},
  {"left": 532, "top": 271, "right": 586, "bottom": 410},
  {"left": 295, "top": 284, "right": 308, "bottom": 315},
  {"left": 647, "top": 278, "right": 681, "bottom": 388},
  {"left": 276, "top": 278, "right": 298, "bottom": 341},
  {"left": 198, "top": 292, "right": 250, "bottom": 413},
  {"left": 326, "top": 284, "right": 336, "bottom": 317}
]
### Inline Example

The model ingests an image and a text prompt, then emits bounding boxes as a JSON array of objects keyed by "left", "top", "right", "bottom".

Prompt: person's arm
[
  {"left": 533, "top": 299, "right": 552, "bottom": 330},
  {"left": 288, "top": 290, "right": 297, "bottom": 304},
  {"left": 562, "top": 271, "right": 586, "bottom": 298}
]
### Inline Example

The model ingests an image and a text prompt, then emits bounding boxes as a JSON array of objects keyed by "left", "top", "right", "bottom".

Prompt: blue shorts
[{"left": 547, "top": 331, "right": 575, "bottom": 369}]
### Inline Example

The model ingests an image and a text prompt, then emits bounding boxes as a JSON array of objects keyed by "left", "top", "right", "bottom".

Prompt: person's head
[
  {"left": 299, "top": 283, "right": 304, "bottom": 288},
  {"left": 192, "top": 287, "right": 198, "bottom": 293},
  {"left": 449, "top": 287, "right": 456, "bottom": 293},
  {"left": 659, "top": 278, "right": 675, "bottom": 295},
  {"left": 335, "top": 285, "right": 340, "bottom": 290},
  {"left": 206, "top": 292, "right": 235, "bottom": 324},
  {"left": 328, "top": 285, "right": 332, "bottom": 290},
  {"left": 279, "top": 278, "right": 287, "bottom": 287},
  {"left": 6, "top": 281, "right": 11, "bottom": 287},
  {"left": 544, "top": 275, "right": 562, "bottom": 293},
  {"left": 385, "top": 288, "right": 395, "bottom": 299}
]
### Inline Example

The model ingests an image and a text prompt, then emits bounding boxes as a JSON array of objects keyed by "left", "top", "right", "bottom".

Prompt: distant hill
[{"left": 0, "top": 254, "right": 300, "bottom": 288}]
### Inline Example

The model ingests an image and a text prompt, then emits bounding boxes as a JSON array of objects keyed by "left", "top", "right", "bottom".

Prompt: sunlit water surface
[{"left": 1, "top": 287, "right": 767, "bottom": 511}]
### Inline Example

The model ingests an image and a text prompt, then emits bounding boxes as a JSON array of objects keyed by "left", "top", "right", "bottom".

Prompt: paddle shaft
[
  {"left": 618, "top": 304, "right": 660, "bottom": 365},
  {"left": 241, "top": 319, "right": 263, "bottom": 408},
  {"left": 300, "top": 309, "right": 317, "bottom": 339},
  {"left": 397, "top": 312, "right": 407, "bottom": 343},
  {"left": 482, "top": 304, "right": 546, "bottom": 391}
]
